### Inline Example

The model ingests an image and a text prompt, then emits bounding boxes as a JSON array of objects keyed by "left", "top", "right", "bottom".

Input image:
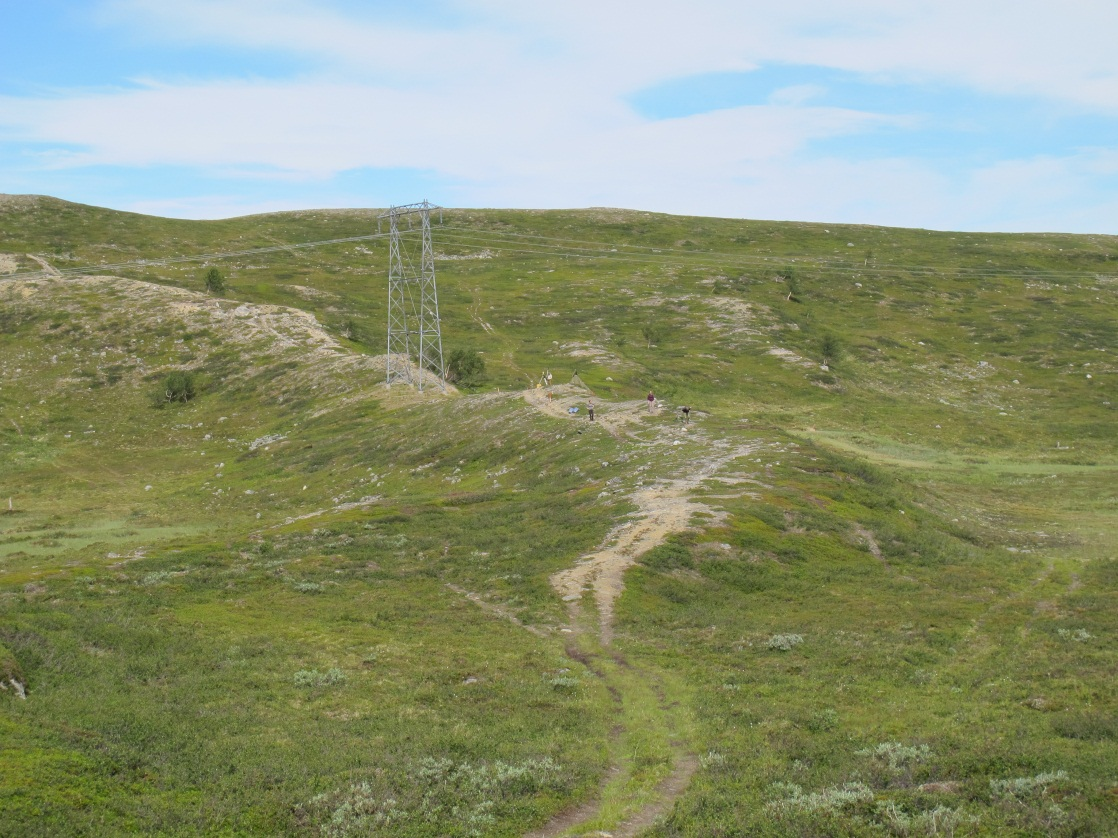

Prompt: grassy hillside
[{"left": 1, "top": 195, "right": 1115, "bottom": 836}]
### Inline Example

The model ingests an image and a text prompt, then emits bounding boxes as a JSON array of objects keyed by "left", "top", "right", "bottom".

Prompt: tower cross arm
[{"left": 378, "top": 200, "right": 442, "bottom": 220}]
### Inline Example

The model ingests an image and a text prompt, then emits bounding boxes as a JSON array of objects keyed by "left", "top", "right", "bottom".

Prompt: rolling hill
[{"left": 1, "top": 195, "right": 1116, "bottom": 836}]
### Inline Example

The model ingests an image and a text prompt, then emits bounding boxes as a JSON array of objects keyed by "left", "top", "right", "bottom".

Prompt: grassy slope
[{"left": 1, "top": 196, "right": 1116, "bottom": 836}]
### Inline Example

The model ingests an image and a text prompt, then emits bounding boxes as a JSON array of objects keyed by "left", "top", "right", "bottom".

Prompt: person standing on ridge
[
  {"left": 588, "top": 400, "right": 595, "bottom": 421},
  {"left": 647, "top": 390, "right": 656, "bottom": 413}
]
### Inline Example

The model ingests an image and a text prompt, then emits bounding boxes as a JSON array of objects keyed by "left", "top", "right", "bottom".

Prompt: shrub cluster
[
  {"left": 766, "top": 633, "right": 804, "bottom": 651},
  {"left": 305, "top": 756, "right": 568, "bottom": 837},
  {"left": 158, "top": 370, "right": 196, "bottom": 404},
  {"left": 445, "top": 349, "right": 486, "bottom": 387},
  {"left": 294, "top": 667, "right": 346, "bottom": 688}
]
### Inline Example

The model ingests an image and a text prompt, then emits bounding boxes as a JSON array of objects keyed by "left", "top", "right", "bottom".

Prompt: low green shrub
[
  {"left": 157, "top": 370, "right": 196, "bottom": 404},
  {"left": 1051, "top": 713, "right": 1118, "bottom": 741}
]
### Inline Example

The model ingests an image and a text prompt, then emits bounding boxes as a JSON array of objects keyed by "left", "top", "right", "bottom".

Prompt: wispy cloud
[{"left": 2, "top": 0, "right": 1118, "bottom": 230}]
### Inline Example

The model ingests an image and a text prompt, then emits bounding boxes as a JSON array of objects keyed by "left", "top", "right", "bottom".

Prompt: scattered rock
[{"left": 249, "top": 434, "right": 286, "bottom": 451}]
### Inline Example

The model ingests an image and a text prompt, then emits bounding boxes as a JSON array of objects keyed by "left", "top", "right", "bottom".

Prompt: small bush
[
  {"left": 158, "top": 370, "right": 196, "bottom": 404},
  {"left": 642, "top": 540, "right": 694, "bottom": 571},
  {"left": 767, "top": 781, "right": 874, "bottom": 815},
  {"left": 856, "top": 741, "right": 932, "bottom": 771},
  {"left": 1056, "top": 628, "right": 1093, "bottom": 642},
  {"left": 875, "top": 801, "right": 974, "bottom": 835},
  {"left": 305, "top": 755, "right": 568, "bottom": 837},
  {"left": 204, "top": 267, "right": 225, "bottom": 295},
  {"left": 700, "top": 751, "right": 727, "bottom": 770},
  {"left": 340, "top": 319, "right": 360, "bottom": 342},
  {"left": 778, "top": 268, "right": 800, "bottom": 301},
  {"left": 446, "top": 348, "right": 486, "bottom": 387},
  {"left": 294, "top": 667, "right": 347, "bottom": 688},
  {"left": 0, "top": 640, "right": 25, "bottom": 698},
  {"left": 767, "top": 634, "right": 804, "bottom": 651},
  {"left": 821, "top": 333, "right": 843, "bottom": 367},
  {"left": 547, "top": 676, "right": 581, "bottom": 690},
  {"left": 989, "top": 770, "right": 1069, "bottom": 800},
  {"left": 806, "top": 708, "right": 839, "bottom": 732},
  {"left": 641, "top": 323, "right": 665, "bottom": 348},
  {"left": 1051, "top": 712, "right": 1118, "bottom": 741}
]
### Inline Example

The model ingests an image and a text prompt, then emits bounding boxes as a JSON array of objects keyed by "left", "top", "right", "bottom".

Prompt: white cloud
[
  {"left": 4, "top": 0, "right": 1118, "bottom": 230},
  {"left": 0, "top": 79, "right": 902, "bottom": 185},
  {"left": 101, "top": 1, "right": 1118, "bottom": 109},
  {"left": 482, "top": 0, "right": 1118, "bottom": 110}
]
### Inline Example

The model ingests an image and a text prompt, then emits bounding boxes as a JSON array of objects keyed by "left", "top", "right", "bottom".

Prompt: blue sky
[{"left": 3, "top": 1, "right": 1118, "bottom": 232}]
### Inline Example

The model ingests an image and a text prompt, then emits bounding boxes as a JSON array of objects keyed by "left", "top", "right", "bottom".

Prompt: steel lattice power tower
[{"left": 379, "top": 200, "right": 445, "bottom": 392}]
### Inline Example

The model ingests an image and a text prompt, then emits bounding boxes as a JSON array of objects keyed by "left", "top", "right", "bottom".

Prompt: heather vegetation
[{"left": 1, "top": 196, "right": 1115, "bottom": 835}]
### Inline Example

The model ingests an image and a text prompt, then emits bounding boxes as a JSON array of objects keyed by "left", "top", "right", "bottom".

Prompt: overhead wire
[
  {"left": 3, "top": 219, "right": 1113, "bottom": 286},
  {"left": 429, "top": 227, "right": 1116, "bottom": 283},
  {"left": 2, "top": 228, "right": 417, "bottom": 281}
]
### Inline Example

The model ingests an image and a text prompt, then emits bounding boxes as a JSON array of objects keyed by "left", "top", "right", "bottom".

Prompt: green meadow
[{"left": 1, "top": 194, "right": 1115, "bottom": 835}]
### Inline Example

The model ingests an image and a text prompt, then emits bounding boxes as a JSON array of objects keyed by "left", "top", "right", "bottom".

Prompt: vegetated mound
[
  {"left": 1, "top": 274, "right": 453, "bottom": 405},
  {"left": 0, "top": 193, "right": 49, "bottom": 210}
]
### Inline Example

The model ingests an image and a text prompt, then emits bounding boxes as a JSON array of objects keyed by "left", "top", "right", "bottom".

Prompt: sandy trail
[
  {"left": 520, "top": 387, "right": 758, "bottom": 836},
  {"left": 523, "top": 386, "right": 650, "bottom": 440},
  {"left": 445, "top": 388, "right": 759, "bottom": 836},
  {"left": 550, "top": 441, "right": 759, "bottom": 645}
]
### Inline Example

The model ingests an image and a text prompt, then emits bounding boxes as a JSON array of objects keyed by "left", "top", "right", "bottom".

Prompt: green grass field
[{"left": 1, "top": 194, "right": 1115, "bottom": 835}]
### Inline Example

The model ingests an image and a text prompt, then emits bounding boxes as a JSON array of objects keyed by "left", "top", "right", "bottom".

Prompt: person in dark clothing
[
  {"left": 681, "top": 405, "right": 690, "bottom": 423},
  {"left": 588, "top": 401, "right": 595, "bottom": 421}
]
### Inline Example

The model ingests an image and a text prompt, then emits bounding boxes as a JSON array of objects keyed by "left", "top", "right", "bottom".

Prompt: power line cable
[
  {"left": 430, "top": 228, "right": 1116, "bottom": 283},
  {"left": 4, "top": 220, "right": 1113, "bottom": 286},
  {"left": 2, "top": 228, "right": 418, "bottom": 281}
]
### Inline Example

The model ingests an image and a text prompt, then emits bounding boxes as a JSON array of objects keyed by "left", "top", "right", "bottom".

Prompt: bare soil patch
[{"left": 550, "top": 441, "right": 760, "bottom": 645}]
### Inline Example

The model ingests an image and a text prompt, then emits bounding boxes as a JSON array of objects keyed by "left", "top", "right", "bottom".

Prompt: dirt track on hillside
[
  {"left": 549, "top": 440, "right": 760, "bottom": 646},
  {"left": 524, "top": 385, "right": 652, "bottom": 440},
  {"left": 518, "top": 388, "right": 758, "bottom": 837}
]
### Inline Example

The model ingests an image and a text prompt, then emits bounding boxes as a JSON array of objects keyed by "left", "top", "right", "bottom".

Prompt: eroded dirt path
[
  {"left": 519, "top": 388, "right": 759, "bottom": 836},
  {"left": 551, "top": 442, "right": 760, "bottom": 646},
  {"left": 524, "top": 385, "right": 651, "bottom": 440}
]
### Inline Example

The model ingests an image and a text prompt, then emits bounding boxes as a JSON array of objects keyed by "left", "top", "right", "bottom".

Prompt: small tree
[
  {"left": 820, "top": 334, "right": 842, "bottom": 367},
  {"left": 778, "top": 268, "right": 800, "bottom": 301},
  {"left": 204, "top": 267, "right": 225, "bottom": 296},
  {"left": 446, "top": 349, "right": 485, "bottom": 387},
  {"left": 162, "top": 370, "right": 196, "bottom": 403},
  {"left": 641, "top": 323, "right": 665, "bottom": 349}
]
